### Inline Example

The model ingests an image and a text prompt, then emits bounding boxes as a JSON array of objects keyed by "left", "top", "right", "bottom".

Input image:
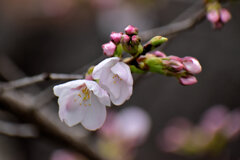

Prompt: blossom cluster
[
  {"left": 53, "top": 57, "right": 133, "bottom": 130},
  {"left": 159, "top": 105, "right": 240, "bottom": 155},
  {"left": 53, "top": 25, "right": 202, "bottom": 131},
  {"left": 205, "top": 1, "right": 231, "bottom": 28}
]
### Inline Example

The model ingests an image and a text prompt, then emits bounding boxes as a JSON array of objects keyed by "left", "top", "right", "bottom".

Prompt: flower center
[
  {"left": 112, "top": 74, "right": 122, "bottom": 84},
  {"left": 74, "top": 85, "right": 92, "bottom": 107}
]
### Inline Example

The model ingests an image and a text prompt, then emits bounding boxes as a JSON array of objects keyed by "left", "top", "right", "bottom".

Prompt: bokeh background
[{"left": 0, "top": 0, "right": 240, "bottom": 159}]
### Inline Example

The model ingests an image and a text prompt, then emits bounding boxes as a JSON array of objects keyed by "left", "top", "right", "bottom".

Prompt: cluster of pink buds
[
  {"left": 158, "top": 105, "right": 240, "bottom": 155},
  {"left": 102, "top": 25, "right": 143, "bottom": 57},
  {"left": 206, "top": 1, "right": 231, "bottom": 29},
  {"left": 137, "top": 51, "right": 202, "bottom": 85}
]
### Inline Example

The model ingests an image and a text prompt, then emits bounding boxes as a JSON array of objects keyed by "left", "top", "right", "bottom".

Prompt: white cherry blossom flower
[
  {"left": 92, "top": 57, "right": 133, "bottom": 105},
  {"left": 53, "top": 80, "right": 110, "bottom": 130}
]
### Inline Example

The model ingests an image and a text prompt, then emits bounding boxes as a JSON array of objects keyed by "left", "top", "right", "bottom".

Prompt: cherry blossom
[
  {"left": 92, "top": 57, "right": 133, "bottom": 105},
  {"left": 53, "top": 80, "right": 110, "bottom": 130}
]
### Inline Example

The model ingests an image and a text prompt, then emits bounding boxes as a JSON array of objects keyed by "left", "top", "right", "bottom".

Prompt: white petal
[
  {"left": 92, "top": 57, "right": 120, "bottom": 80},
  {"left": 111, "top": 62, "right": 133, "bottom": 86},
  {"left": 85, "top": 81, "right": 111, "bottom": 106},
  {"left": 53, "top": 80, "right": 86, "bottom": 96},
  {"left": 81, "top": 95, "right": 107, "bottom": 130},
  {"left": 100, "top": 72, "right": 121, "bottom": 100},
  {"left": 58, "top": 90, "right": 88, "bottom": 127},
  {"left": 110, "top": 81, "right": 132, "bottom": 105}
]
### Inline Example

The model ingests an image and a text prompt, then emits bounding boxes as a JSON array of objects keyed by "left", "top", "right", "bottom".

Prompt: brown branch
[
  {"left": 0, "top": 56, "right": 101, "bottom": 160},
  {"left": 140, "top": 1, "right": 206, "bottom": 41},
  {"left": 0, "top": 73, "right": 83, "bottom": 91},
  {"left": 0, "top": 90, "right": 102, "bottom": 160}
]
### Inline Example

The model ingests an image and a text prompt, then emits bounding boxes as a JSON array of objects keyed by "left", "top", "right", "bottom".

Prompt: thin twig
[
  {"left": 0, "top": 73, "right": 83, "bottom": 91},
  {"left": 0, "top": 90, "right": 101, "bottom": 160},
  {"left": 140, "top": 1, "right": 205, "bottom": 41},
  {"left": 135, "top": 0, "right": 206, "bottom": 84}
]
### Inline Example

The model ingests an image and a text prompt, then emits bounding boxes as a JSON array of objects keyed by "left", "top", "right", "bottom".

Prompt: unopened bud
[
  {"left": 144, "top": 36, "right": 168, "bottom": 53},
  {"left": 178, "top": 75, "right": 198, "bottom": 86},
  {"left": 163, "top": 59, "right": 184, "bottom": 72},
  {"left": 125, "top": 25, "right": 138, "bottom": 35},
  {"left": 220, "top": 8, "right": 231, "bottom": 23},
  {"left": 121, "top": 34, "right": 142, "bottom": 56},
  {"left": 131, "top": 35, "right": 141, "bottom": 45},
  {"left": 169, "top": 56, "right": 182, "bottom": 62},
  {"left": 121, "top": 34, "right": 130, "bottom": 44},
  {"left": 110, "top": 32, "right": 123, "bottom": 44},
  {"left": 144, "top": 55, "right": 164, "bottom": 73},
  {"left": 207, "top": 10, "right": 219, "bottom": 23},
  {"left": 153, "top": 51, "right": 166, "bottom": 57},
  {"left": 182, "top": 57, "right": 202, "bottom": 75},
  {"left": 102, "top": 41, "right": 116, "bottom": 57}
]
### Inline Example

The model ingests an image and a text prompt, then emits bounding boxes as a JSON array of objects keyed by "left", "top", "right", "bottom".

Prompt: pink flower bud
[
  {"left": 102, "top": 41, "right": 116, "bottom": 57},
  {"left": 182, "top": 57, "right": 202, "bottom": 75},
  {"left": 169, "top": 56, "right": 182, "bottom": 62},
  {"left": 131, "top": 35, "right": 141, "bottom": 45},
  {"left": 121, "top": 34, "right": 130, "bottom": 44},
  {"left": 169, "top": 60, "right": 184, "bottom": 72},
  {"left": 163, "top": 59, "right": 184, "bottom": 72},
  {"left": 110, "top": 32, "right": 123, "bottom": 44},
  {"left": 207, "top": 10, "right": 220, "bottom": 23},
  {"left": 179, "top": 75, "right": 197, "bottom": 86},
  {"left": 125, "top": 25, "right": 138, "bottom": 35},
  {"left": 220, "top": 8, "right": 231, "bottom": 23},
  {"left": 153, "top": 51, "right": 166, "bottom": 57}
]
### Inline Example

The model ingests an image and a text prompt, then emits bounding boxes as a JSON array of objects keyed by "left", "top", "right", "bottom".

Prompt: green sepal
[
  {"left": 145, "top": 57, "right": 165, "bottom": 74},
  {"left": 122, "top": 43, "right": 138, "bottom": 55},
  {"left": 130, "top": 65, "right": 146, "bottom": 74},
  {"left": 114, "top": 44, "right": 123, "bottom": 57},
  {"left": 143, "top": 36, "right": 168, "bottom": 54},
  {"left": 87, "top": 66, "right": 94, "bottom": 75},
  {"left": 150, "top": 36, "right": 168, "bottom": 49},
  {"left": 137, "top": 44, "right": 143, "bottom": 55}
]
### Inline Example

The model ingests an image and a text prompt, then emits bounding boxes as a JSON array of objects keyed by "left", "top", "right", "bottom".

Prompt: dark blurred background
[{"left": 0, "top": 0, "right": 240, "bottom": 159}]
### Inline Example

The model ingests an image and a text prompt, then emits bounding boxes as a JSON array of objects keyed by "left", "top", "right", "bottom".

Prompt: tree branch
[
  {"left": 0, "top": 90, "right": 101, "bottom": 160},
  {"left": 140, "top": 1, "right": 206, "bottom": 41},
  {"left": 0, "top": 73, "right": 83, "bottom": 91}
]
